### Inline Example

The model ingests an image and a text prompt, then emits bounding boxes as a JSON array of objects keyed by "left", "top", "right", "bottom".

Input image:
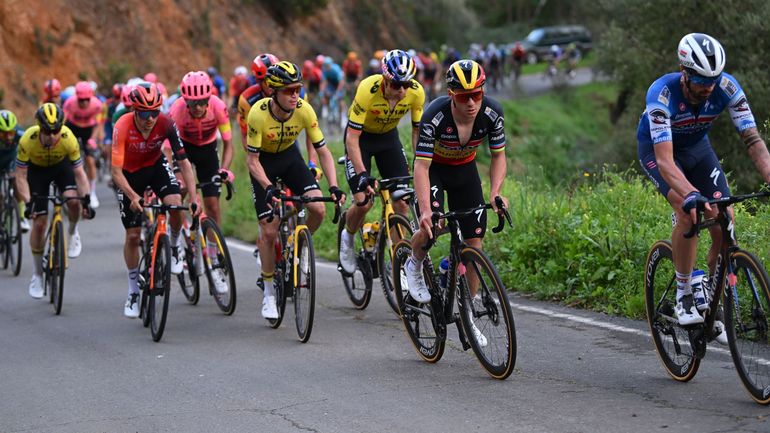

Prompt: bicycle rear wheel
[
  {"left": 150, "top": 235, "right": 171, "bottom": 342},
  {"left": 376, "top": 214, "right": 413, "bottom": 315},
  {"left": 457, "top": 246, "right": 516, "bottom": 379},
  {"left": 294, "top": 227, "right": 315, "bottom": 343},
  {"left": 337, "top": 211, "right": 372, "bottom": 309},
  {"left": 724, "top": 249, "right": 770, "bottom": 405},
  {"left": 392, "top": 239, "right": 445, "bottom": 363},
  {"left": 177, "top": 231, "right": 200, "bottom": 305},
  {"left": 7, "top": 200, "right": 22, "bottom": 276},
  {"left": 48, "top": 221, "right": 65, "bottom": 315},
  {"left": 201, "top": 218, "right": 236, "bottom": 315},
  {"left": 644, "top": 240, "right": 700, "bottom": 381}
]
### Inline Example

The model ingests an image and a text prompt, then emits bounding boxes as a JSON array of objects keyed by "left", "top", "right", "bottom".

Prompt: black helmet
[
  {"left": 265, "top": 61, "right": 303, "bottom": 89},
  {"left": 35, "top": 103, "right": 64, "bottom": 133}
]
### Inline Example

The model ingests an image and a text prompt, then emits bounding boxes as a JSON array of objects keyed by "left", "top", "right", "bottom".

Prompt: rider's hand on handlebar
[
  {"left": 682, "top": 191, "right": 711, "bottom": 224},
  {"left": 217, "top": 168, "right": 234, "bottom": 183},
  {"left": 418, "top": 212, "right": 434, "bottom": 239},
  {"left": 264, "top": 184, "right": 281, "bottom": 209},
  {"left": 356, "top": 171, "right": 376, "bottom": 196},
  {"left": 491, "top": 195, "right": 509, "bottom": 213},
  {"left": 129, "top": 194, "right": 143, "bottom": 213},
  {"left": 329, "top": 186, "right": 346, "bottom": 205}
]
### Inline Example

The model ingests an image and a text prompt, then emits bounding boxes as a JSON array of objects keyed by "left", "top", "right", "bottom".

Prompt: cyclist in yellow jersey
[
  {"left": 338, "top": 49, "right": 425, "bottom": 274},
  {"left": 15, "top": 104, "right": 93, "bottom": 299},
  {"left": 246, "top": 61, "right": 345, "bottom": 319}
]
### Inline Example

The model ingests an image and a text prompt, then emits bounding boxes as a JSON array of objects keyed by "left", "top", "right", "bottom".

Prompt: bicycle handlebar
[
  {"left": 266, "top": 194, "right": 341, "bottom": 224},
  {"left": 424, "top": 196, "right": 512, "bottom": 249},
  {"left": 355, "top": 175, "right": 414, "bottom": 207},
  {"left": 196, "top": 175, "right": 235, "bottom": 201},
  {"left": 29, "top": 194, "right": 95, "bottom": 219},
  {"left": 683, "top": 190, "right": 770, "bottom": 239}
]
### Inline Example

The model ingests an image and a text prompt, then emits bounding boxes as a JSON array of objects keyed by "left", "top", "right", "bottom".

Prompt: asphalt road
[{"left": 2, "top": 185, "right": 770, "bottom": 433}]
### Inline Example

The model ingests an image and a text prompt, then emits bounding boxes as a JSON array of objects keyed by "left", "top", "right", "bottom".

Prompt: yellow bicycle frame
[
  {"left": 292, "top": 223, "right": 309, "bottom": 286},
  {"left": 48, "top": 201, "right": 67, "bottom": 270}
]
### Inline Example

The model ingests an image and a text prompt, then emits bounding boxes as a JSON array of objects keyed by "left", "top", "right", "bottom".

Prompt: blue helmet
[{"left": 381, "top": 49, "right": 416, "bottom": 82}]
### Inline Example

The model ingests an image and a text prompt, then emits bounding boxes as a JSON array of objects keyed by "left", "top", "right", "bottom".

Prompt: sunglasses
[
  {"left": 450, "top": 90, "right": 483, "bottom": 103},
  {"left": 387, "top": 80, "right": 411, "bottom": 90},
  {"left": 135, "top": 110, "right": 161, "bottom": 120},
  {"left": 185, "top": 98, "right": 209, "bottom": 107},
  {"left": 279, "top": 87, "right": 302, "bottom": 96},
  {"left": 77, "top": 98, "right": 90, "bottom": 103},
  {"left": 686, "top": 71, "right": 720, "bottom": 86}
]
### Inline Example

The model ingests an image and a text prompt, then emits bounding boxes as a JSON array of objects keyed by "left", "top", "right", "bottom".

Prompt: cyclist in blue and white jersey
[
  {"left": 638, "top": 33, "right": 770, "bottom": 329},
  {"left": 321, "top": 57, "right": 345, "bottom": 120}
]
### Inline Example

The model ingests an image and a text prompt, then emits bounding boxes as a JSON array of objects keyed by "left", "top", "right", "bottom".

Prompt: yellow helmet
[{"left": 35, "top": 103, "right": 64, "bottom": 133}]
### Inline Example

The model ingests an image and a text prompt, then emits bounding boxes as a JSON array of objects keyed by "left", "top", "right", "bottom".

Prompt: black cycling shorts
[
  {"left": 28, "top": 161, "right": 78, "bottom": 216},
  {"left": 65, "top": 122, "right": 99, "bottom": 159},
  {"left": 117, "top": 156, "right": 180, "bottom": 229},
  {"left": 250, "top": 145, "right": 320, "bottom": 220},
  {"left": 426, "top": 161, "right": 486, "bottom": 240},
  {"left": 344, "top": 127, "right": 409, "bottom": 193},
  {"left": 182, "top": 139, "right": 221, "bottom": 198}
]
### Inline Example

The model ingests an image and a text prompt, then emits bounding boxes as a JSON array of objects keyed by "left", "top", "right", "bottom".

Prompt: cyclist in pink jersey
[
  {"left": 169, "top": 71, "right": 234, "bottom": 229},
  {"left": 63, "top": 81, "right": 104, "bottom": 207}
]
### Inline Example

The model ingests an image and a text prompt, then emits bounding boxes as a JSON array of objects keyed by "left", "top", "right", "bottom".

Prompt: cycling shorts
[
  {"left": 638, "top": 137, "right": 730, "bottom": 201},
  {"left": 426, "top": 161, "right": 486, "bottom": 239},
  {"left": 117, "top": 156, "right": 180, "bottom": 229},
  {"left": 343, "top": 127, "right": 409, "bottom": 194},
  {"left": 250, "top": 145, "right": 319, "bottom": 220},
  {"left": 28, "top": 161, "right": 77, "bottom": 217},
  {"left": 182, "top": 139, "right": 221, "bottom": 198},
  {"left": 65, "top": 122, "right": 99, "bottom": 159}
]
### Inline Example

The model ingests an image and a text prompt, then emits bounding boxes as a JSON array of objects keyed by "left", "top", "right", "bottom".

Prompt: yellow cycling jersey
[
  {"left": 16, "top": 125, "right": 82, "bottom": 168},
  {"left": 347, "top": 74, "right": 425, "bottom": 134},
  {"left": 246, "top": 97, "right": 325, "bottom": 154}
]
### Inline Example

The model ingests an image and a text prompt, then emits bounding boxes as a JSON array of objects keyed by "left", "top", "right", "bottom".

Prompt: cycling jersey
[
  {"left": 112, "top": 113, "right": 186, "bottom": 173},
  {"left": 0, "top": 128, "right": 23, "bottom": 172},
  {"left": 637, "top": 72, "right": 756, "bottom": 156},
  {"left": 16, "top": 125, "right": 82, "bottom": 169},
  {"left": 169, "top": 95, "right": 231, "bottom": 146},
  {"left": 246, "top": 97, "right": 324, "bottom": 154},
  {"left": 348, "top": 74, "right": 425, "bottom": 134},
  {"left": 415, "top": 96, "right": 506, "bottom": 165},
  {"left": 323, "top": 64, "right": 344, "bottom": 87},
  {"left": 342, "top": 59, "right": 362, "bottom": 81},
  {"left": 63, "top": 95, "right": 103, "bottom": 128},
  {"left": 237, "top": 85, "right": 307, "bottom": 135}
]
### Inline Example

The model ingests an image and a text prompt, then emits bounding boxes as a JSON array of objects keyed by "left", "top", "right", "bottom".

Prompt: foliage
[
  {"left": 95, "top": 61, "right": 132, "bottom": 93},
  {"left": 594, "top": 0, "right": 770, "bottom": 191}
]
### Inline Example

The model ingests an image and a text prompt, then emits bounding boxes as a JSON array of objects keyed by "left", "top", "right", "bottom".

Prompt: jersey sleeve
[
  {"left": 62, "top": 130, "right": 83, "bottom": 167},
  {"left": 238, "top": 93, "right": 251, "bottom": 135},
  {"left": 719, "top": 74, "right": 757, "bottom": 133},
  {"left": 246, "top": 103, "right": 263, "bottom": 153},
  {"left": 484, "top": 99, "right": 506, "bottom": 153},
  {"left": 410, "top": 82, "right": 426, "bottom": 127},
  {"left": 213, "top": 97, "right": 232, "bottom": 141},
  {"left": 347, "top": 79, "right": 373, "bottom": 131},
  {"left": 415, "top": 102, "right": 441, "bottom": 161},
  {"left": 302, "top": 103, "right": 326, "bottom": 149},
  {"left": 15, "top": 129, "right": 33, "bottom": 168},
  {"left": 645, "top": 82, "right": 673, "bottom": 145},
  {"left": 111, "top": 115, "right": 127, "bottom": 169},
  {"left": 165, "top": 118, "right": 187, "bottom": 161}
]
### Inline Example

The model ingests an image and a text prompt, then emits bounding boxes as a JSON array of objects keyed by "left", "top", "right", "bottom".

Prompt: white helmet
[
  {"left": 234, "top": 66, "right": 248, "bottom": 76},
  {"left": 677, "top": 33, "right": 725, "bottom": 78}
]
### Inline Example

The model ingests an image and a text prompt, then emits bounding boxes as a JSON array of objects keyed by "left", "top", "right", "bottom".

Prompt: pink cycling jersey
[
  {"left": 63, "top": 96, "right": 103, "bottom": 128},
  {"left": 169, "top": 95, "right": 232, "bottom": 146}
]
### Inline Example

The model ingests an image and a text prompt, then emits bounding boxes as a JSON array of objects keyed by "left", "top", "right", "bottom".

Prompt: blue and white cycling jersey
[
  {"left": 637, "top": 72, "right": 756, "bottom": 156},
  {"left": 322, "top": 64, "right": 344, "bottom": 88}
]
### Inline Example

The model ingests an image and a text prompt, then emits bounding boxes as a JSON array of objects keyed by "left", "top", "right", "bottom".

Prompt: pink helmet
[
  {"left": 144, "top": 72, "right": 158, "bottom": 83},
  {"left": 180, "top": 71, "right": 213, "bottom": 100},
  {"left": 314, "top": 55, "right": 325, "bottom": 68},
  {"left": 121, "top": 84, "right": 135, "bottom": 108},
  {"left": 75, "top": 81, "right": 94, "bottom": 99}
]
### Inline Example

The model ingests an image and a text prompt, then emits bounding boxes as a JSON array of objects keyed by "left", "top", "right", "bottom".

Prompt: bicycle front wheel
[
  {"left": 202, "top": 218, "right": 236, "bottom": 315},
  {"left": 8, "top": 200, "right": 22, "bottom": 276},
  {"left": 48, "top": 220, "right": 65, "bottom": 315},
  {"left": 644, "top": 240, "right": 700, "bottom": 381},
  {"left": 457, "top": 246, "right": 516, "bottom": 379},
  {"left": 337, "top": 211, "right": 372, "bottom": 309},
  {"left": 267, "top": 267, "right": 287, "bottom": 329},
  {"left": 150, "top": 235, "right": 172, "bottom": 342},
  {"left": 177, "top": 231, "right": 200, "bottom": 305},
  {"left": 724, "top": 249, "right": 770, "bottom": 405},
  {"left": 294, "top": 227, "right": 315, "bottom": 343},
  {"left": 392, "top": 239, "right": 445, "bottom": 363},
  {"left": 376, "top": 214, "right": 413, "bottom": 315}
]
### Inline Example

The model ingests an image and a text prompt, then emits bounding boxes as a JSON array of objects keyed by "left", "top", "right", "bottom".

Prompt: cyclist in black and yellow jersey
[
  {"left": 246, "top": 61, "right": 345, "bottom": 319},
  {"left": 14, "top": 103, "right": 93, "bottom": 299},
  {"left": 338, "top": 49, "right": 425, "bottom": 274}
]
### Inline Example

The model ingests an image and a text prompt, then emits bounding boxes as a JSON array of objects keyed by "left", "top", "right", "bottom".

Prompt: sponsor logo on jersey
[
  {"left": 431, "top": 112, "right": 444, "bottom": 126},
  {"left": 720, "top": 76, "right": 737, "bottom": 97},
  {"left": 446, "top": 127, "right": 453, "bottom": 133},
  {"left": 713, "top": 191, "right": 722, "bottom": 199},
  {"left": 731, "top": 96, "right": 750, "bottom": 112},
  {"left": 649, "top": 108, "right": 668, "bottom": 125},
  {"left": 658, "top": 86, "right": 670, "bottom": 106},
  {"left": 484, "top": 106, "right": 498, "bottom": 121},
  {"left": 421, "top": 124, "right": 434, "bottom": 137},
  {"left": 679, "top": 102, "right": 686, "bottom": 112}
]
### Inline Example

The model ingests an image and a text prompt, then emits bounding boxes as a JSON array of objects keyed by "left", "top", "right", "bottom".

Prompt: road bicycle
[
  {"left": 336, "top": 173, "right": 417, "bottom": 313},
  {"left": 257, "top": 180, "right": 340, "bottom": 343},
  {"left": 0, "top": 174, "right": 22, "bottom": 276},
  {"left": 176, "top": 175, "right": 236, "bottom": 315},
  {"left": 645, "top": 191, "right": 770, "bottom": 404},
  {"left": 392, "top": 198, "right": 517, "bottom": 379},
  {"left": 138, "top": 200, "right": 191, "bottom": 342}
]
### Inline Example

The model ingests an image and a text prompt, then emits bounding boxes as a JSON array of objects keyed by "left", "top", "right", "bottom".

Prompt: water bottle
[
  {"left": 362, "top": 223, "right": 376, "bottom": 252},
  {"left": 439, "top": 257, "right": 450, "bottom": 289}
]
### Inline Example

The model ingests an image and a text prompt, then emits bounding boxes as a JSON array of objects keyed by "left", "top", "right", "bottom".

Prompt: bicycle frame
[
  {"left": 45, "top": 198, "right": 68, "bottom": 271},
  {"left": 149, "top": 212, "right": 168, "bottom": 290}
]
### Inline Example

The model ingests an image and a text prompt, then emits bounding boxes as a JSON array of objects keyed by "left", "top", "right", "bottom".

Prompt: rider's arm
[
  {"left": 215, "top": 99, "right": 234, "bottom": 170},
  {"left": 345, "top": 128, "right": 366, "bottom": 173},
  {"left": 165, "top": 120, "right": 198, "bottom": 207},
  {"left": 110, "top": 123, "right": 141, "bottom": 202},
  {"left": 489, "top": 148, "right": 506, "bottom": 201},
  {"left": 246, "top": 152, "right": 271, "bottom": 188},
  {"left": 742, "top": 127, "right": 770, "bottom": 183},
  {"left": 410, "top": 84, "right": 426, "bottom": 154},
  {"left": 654, "top": 140, "right": 698, "bottom": 197},
  {"left": 14, "top": 166, "right": 30, "bottom": 203},
  {"left": 73, "top": 164, "right": 90, "bottom": 197}
]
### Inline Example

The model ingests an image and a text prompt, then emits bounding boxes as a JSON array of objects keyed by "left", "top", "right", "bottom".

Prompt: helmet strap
[{"left": 271, "top": 96, "right": 294, "bottom": 116}]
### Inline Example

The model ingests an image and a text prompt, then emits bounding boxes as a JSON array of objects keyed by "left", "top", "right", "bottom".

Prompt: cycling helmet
[
  {"left": 0, "top": 110, "right": 18, "bottom": 132},
  {"left": 111, "top": 83, "right": 123, "bottom": 98},
  {"left": 121, "top": 84, "right": 134, "bottom": 108},
  {"left": 207, "top": 66, "right": 218, "bottom": 76},
  {"left": 130, "top": 82, "right": 163, "bottom": 111},
  {"left": 234, "top": 65, "right": 248, "bottom": 76},
  {"left": 314, "top": 55, "right": 325, "bottom": 68},
  {"left": 347, "top": 51, "right": 357, "bottom": 60},
  {"left": 44, "top": 79, "right": 61, "bottom": 98},
  {"left": 144, "top": 72, "right": 158, "bottom": 83},
  {"left": 323, "top": 56, "right": 334, "bottom": 67},
  {"left": 75, "top": 81, "right": 94, "bottom": 99},
  {"left": 678, "top": 33, "right": 725, "bottom": 78},
  {"left": 265, "top": 61, "right": 303, "bottom": 89},
  {"left": 381, "top": 49, "right": 416, "bottom": 82},
  {"left": 35, "top": 103, "right": 64, "bottom": 133},
  {"left": 446, "top": 60, "right": 486, "bottom": 90},
  {"left": 180, "top": 71, "right": 213, "bottom": 100},
  {"left": 251, "top": 53, "right": 280, "bottom": 81}
]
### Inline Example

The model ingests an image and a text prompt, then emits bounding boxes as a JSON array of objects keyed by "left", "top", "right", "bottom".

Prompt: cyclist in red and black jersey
[{"left": 111, "top": 82, "right": 201, "bottom": 319}]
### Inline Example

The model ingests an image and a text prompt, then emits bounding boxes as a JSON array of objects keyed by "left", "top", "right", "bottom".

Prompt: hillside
[{"left": 0, "top": 0, "right": 414, "bottom": 119}]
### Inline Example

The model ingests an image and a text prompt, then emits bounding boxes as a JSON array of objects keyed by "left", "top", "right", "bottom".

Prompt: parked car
[{"left": 516, "top": 25, "right": 593, "bottom": 64}]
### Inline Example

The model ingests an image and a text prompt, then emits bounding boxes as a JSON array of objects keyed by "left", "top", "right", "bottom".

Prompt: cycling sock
[
  {"left": 675, "top": 271, "right": 692, "bottom": 301},
  {"left": 90, "top": 180, "right": 96, "bottom": 193},
  {"left": 32, "top": 250, "right": 44, "bottom": 276},
  {"left": 127, "top": 267, "right": 139, "bottom": 295},
  {"left": 262, "top": 272, "right": 274, "bottom": 298},
  {"left": 18, "top": 201, "right": 25, "bottom": 217},
  {"left": 68, "top": 221, "right": 78, "bottom": 236}
]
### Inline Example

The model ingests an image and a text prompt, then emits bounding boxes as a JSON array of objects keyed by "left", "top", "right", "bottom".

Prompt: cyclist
[
  {"left": 302, "top": 59, "right": 323, "bottom": 103},
  {"left": 229, "top": 66, "right": 250, "bottom": 112},
  {"left": 342, "top": 51, "right": 363, "bottom": 101},
  {"left": 15, "top": 103, "right": 93, "bottom": 298},
  {"left": 338, "top": 49, "right": 425, "bottom": 274},
  {"left": 510, "top": 42, "right": 525, "bottom": 81},
  {"left": 320, "top": 57, "right": 345, "bottom": 123},
  {"left": 404, "top": 60, "right": 508, "bottom": 346},
  {"left": 564, "top": 43, "right": 581, "bottom": 78},
  {"left": 206, "top": 67, "right": 227, "bottom": 98},
  {"left": 637, "top": 33, "right": 770, "bottom": 331},
  {"left": 111, "top": 82, "right": 200, "bottom": 318},
  {"left": 169, "top": 71, "right": 234, "bottom": 293},
  {"left": 41, "top": 79, "right": 62, "bottom": 105},
  {"left": 246, "top": 61, "right": 345, "bottom": 319},
  {"left": 237, "top": 53, "right": 280, "bottom": 147},
  {"left": 0, "top": 109, "right": 29, "bottom": 231},
  {"left": 63, "top": 81, "right": 104, "bottom": 208}
]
